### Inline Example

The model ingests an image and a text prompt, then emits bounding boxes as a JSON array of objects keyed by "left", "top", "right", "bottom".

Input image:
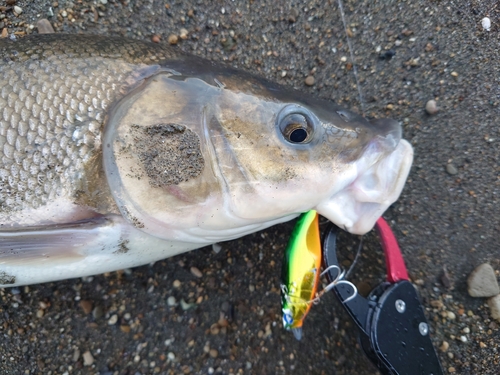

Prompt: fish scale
[{"left": 0, "top": 35, "right": 178, "bottom": 220}]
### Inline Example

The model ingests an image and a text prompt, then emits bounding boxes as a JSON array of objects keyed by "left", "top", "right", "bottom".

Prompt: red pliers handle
[{"left": 375, "top": 217, "right": 409, "bottom": 283}]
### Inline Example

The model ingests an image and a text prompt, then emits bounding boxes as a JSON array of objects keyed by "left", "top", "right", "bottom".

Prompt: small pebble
[
  {"left": 446, "top": 163, "right": 458, "bottom": 175},
  {"left": 480, "top": 342, "right": 487, "bottom": 348},
  {"left": 36, "top": 309, "right": 44, "bottom": 318},
  {"left": 448, "top": 367, "right": 456, "bottom": 373},
  {"left": 467, "top": 263, "right": 500, "bottom": 297},
  {"left": 288, "top": 8, "right": 299, "bottom": 23},
  {"left": 304, "top": 76, "right": 315, "bottom": 86},
  {"left": 212, "top": 243, "right": 222, "bottom": 253},
  {"left": 481, "top": 17, "right": 491, "bottom": 31},
  {"left": 430, "top": 300, "right": 444, "bottom": 309},
  {"left": 425, "top": 99, "right": 438, "bottom": 115},
  {"left": 180, "top": 299, "right": 195, "bottom": 311},
  {"left": 440, "top": 341, "right": 449, "bottom": 352},
  {"left": 120, "top": 325, "right": 131, "bottom": 333},
  {"left": 167, "top": 296, "right": 177, "bottom": 307},
  {"left": 451, "top": 71, "right": 458, "bottom": 77},
  {"left": 151, "top": 35, "right": 160, "bottom": 43},
  {"left": 179, "top": 28, "right": 189, "bottom": 40},
  {"left": 92, "top": 306, "right": 104, "bottom": 320},
  {"left": 167, "top": 352, "right": 175, "bottom": 361},
  {"left": 173, "top": 280, "right": 181, "bottom": 288},
  {"left": 446, "top": 311, "right": 456, "bottom": 320},
  {"left": 462, "top": 327, "right": 470, "bottom": 334},
  {"left": 218, "top": 317, "right": 228, "bottom": 327},
  {"left": 459, "top": 335, "right": 467, "bottom": 343},
  {"left": 209, "top": 349, "right": 218, "bottom": 358},
  {"left": 80, "top": 300, "right": 93, "bottom": 315},
  {"left": 73, "top": 348, "right": 80, "bottom": 362},
  {"left": 487, "top": 294, "right": 500, "bottom": 321},
  {"left": 14, "top": 6, "right": 22, "bottom": 15},
  {"left": 190, "top": 267, "right": 202, "bottom": 278},
  {"left": 167, "top": 34, "right": 179, "bottom": 45},
  {"left": 210, "top": 323, "right": 220, "bottom": 335},
  {"left": 82, "top": 351, "right": 94, "bottom": 366},
  {"left": 36, "top": 19, "right": 54, "bottom": 34},
  {"left": 108, "top": 314, "right": 118, "bottom": 325}
]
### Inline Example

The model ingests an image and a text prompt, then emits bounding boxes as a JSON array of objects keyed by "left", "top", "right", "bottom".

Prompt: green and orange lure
[{"left": 280, "top": 210, "right": 322, "bottom": 340}]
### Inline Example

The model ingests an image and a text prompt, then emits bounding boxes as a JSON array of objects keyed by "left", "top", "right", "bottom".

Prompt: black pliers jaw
[{"left": 322, "top": 218, "right": 444, "bottom": 375}]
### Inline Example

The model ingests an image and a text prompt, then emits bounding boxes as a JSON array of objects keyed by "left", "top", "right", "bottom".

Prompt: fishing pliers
[{"left": 322, "top": 217, "right": 444, "bottom": 375}]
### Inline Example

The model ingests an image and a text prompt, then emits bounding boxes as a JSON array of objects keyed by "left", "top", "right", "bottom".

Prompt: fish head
[
  {"left": 213, "top": 82, "right": 413, "bottom": 235},
  {"left": 104, "top": 68, "right": 412, "bottom": 242}
]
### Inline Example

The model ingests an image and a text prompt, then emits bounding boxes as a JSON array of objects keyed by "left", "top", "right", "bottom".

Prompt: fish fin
[
  {"left": 292, "top": 327, "right": 303, "bottom": 341},
  {"left": 0, "top": 215, "right": 201, "bottom": 287},
  {"left": 0, "top": 216, "right": 119, "bottom": 265}
]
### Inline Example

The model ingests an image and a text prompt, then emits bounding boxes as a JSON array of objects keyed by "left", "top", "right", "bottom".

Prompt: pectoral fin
[
  {"left": 0, "top": 215, "right": 201, "bottom": 287},
  {"left": 0, "top": 217, "right": 116, "bottom": 265}
]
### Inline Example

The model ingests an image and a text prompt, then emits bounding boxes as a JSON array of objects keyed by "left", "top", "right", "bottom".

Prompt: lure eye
[
  {"left": 282, "top": 309, "right": 294, "bottom": 326},
  {"left": 279, "top": 112, "right": 315, "bottom": 144}
]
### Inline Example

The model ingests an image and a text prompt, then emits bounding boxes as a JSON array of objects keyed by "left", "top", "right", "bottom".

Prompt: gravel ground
[{"left": 1, "top": 0, "right": 499, "bottom": 374}]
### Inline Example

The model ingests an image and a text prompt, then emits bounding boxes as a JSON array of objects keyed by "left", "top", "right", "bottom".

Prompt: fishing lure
[{"left": 280, "top": 210, "right": 322, "bottom": 340}]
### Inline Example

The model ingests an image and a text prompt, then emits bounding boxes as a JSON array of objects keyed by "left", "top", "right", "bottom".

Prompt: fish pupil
[{"left": 289, "top": 128, "right": 308, "bottom": 143}]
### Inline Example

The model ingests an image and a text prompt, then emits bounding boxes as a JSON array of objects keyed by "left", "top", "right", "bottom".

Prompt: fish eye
[{"left": 279, "top": 113, "right": 314, "bottom": 144}]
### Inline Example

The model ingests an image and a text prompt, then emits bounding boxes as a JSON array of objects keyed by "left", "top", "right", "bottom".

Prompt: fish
[
  {"left": 0, "top": 34, "right": 413, "bottom": 287},
  {"left": 281, "top": 210, "right": 322, "bottom": 340}
]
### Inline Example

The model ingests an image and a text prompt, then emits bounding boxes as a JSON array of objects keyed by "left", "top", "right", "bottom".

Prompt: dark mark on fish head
[{"left": 130, "top": 123, "right": 204, "bottom": 188}]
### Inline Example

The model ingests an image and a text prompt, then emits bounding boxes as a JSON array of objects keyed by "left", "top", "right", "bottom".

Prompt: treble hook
[{"left": 311, "top": 264, "right": 358, "bottom": 304}]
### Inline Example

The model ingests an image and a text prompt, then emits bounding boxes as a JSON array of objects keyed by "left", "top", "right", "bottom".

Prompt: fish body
[
  {"left": 0, "top": 34, "right": 413, "bottom": 287},
  {"left": 281, "top": 210, "right": 322, "bottom": 340}
]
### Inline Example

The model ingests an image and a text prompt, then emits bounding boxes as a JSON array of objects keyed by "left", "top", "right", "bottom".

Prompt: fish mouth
[{"left": 316, "top": 138, "right": 413, "bottom": 235}]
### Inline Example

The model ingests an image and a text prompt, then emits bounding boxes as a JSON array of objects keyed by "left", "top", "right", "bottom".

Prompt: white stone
[
  {"left": 82, "top": 351, "right": 94, "bottom": 366},
  {"left": 488, "top": 294, "right": 500, "bottom": 321},
  {"left": 467, "top": 263, "right": 500, "bottom": 297},
  {"left": 481, "top": 17, "right": 491, "bottom": 31}
]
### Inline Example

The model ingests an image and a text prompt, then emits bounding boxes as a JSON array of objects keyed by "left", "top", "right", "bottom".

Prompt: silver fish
[{"left": 0, "top": 34, "right": 413, "bottom": 287}]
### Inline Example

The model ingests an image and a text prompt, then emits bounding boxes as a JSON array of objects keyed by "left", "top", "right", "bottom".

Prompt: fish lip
[{"left": 315, "top": 139, "right": 413, "bottom": 235}]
